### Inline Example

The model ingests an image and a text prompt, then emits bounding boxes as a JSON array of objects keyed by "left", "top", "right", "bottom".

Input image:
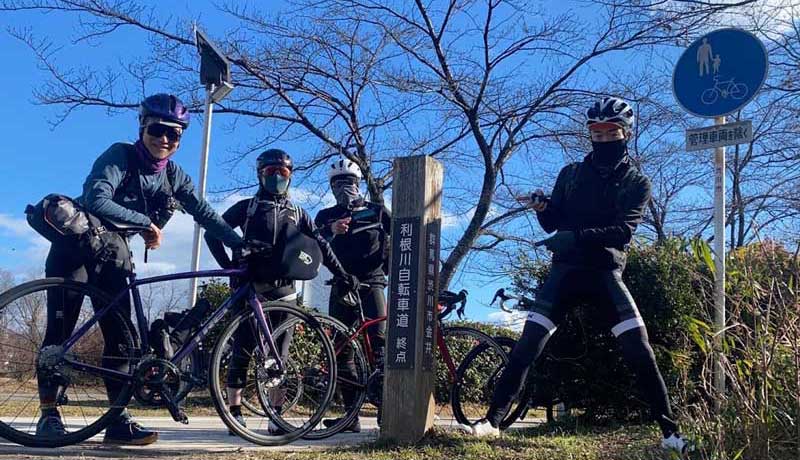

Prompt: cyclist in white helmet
[
  {"left": 467, "top": 97, "right": 689, "bottom": 456},
  {"left": 314, "top": 156, "right": 391, "bottom": 432}
]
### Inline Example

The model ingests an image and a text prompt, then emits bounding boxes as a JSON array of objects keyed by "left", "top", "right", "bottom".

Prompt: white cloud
[
  {"left": 442, "top": 207, "right": 475, "bottom": 230},
  {"left": 0, "top": 213, "right": 53, "bottom": 277},
  {"left": 487, "top": 310, "right": 527, "bottom": 333}
]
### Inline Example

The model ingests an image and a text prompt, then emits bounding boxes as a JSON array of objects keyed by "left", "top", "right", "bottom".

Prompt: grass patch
[{"left": 189, "top": 423, "right": 665, "bottom": 460}]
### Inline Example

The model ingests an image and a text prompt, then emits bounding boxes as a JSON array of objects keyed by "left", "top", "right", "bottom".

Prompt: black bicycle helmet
[{"left": 256, "top": 149, "right": 293, "bottom": 172}]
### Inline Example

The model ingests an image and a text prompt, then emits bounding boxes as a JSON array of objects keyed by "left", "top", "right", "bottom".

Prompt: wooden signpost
[{"left": 380, "top": 155, "right": 443, "bottom": 443}]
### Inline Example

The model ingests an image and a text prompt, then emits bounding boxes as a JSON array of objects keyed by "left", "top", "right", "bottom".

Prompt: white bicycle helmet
[
  {"left": 586, "top": 96, "right": 635, "bottom": 132},
  {"left": 328, "top": 156, "right": 362, "bottom": 181}
]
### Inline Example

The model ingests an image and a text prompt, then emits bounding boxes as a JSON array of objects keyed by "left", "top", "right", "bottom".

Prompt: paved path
[{"left": 0, "top": 416, "right": 541, "bottom": 459}]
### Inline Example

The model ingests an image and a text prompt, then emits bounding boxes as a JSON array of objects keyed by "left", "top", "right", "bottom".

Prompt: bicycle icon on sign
[{"left": 701, "top": 76, "right": 749, "bottom": 105}]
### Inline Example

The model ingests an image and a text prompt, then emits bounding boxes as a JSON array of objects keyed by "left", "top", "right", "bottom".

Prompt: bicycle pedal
[{"left": 164, "top": 400, "right": 189, "bottom": 424}]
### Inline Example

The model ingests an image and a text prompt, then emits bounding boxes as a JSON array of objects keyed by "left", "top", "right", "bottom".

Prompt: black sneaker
[
  {"left": 103, "top": 414, "right": 158, "bottom": 446},
  {"left": 36, "top": 414, "right": 67, "bottom": 437},
  {"left": 322, "top": 416, "right": 361, "bottom": 433},
  {"left": 228, "top": 412, "right": 247, "bottom": 436}
]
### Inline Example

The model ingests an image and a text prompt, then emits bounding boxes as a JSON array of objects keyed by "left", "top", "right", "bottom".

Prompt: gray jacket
[{"left": 78, "top": 142, "right": 242, "bottom": 248}]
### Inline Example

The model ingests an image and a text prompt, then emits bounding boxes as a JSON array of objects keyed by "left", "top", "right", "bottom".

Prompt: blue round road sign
[{"left": 673, "top": 28, "right": 768, "bottom": 118}]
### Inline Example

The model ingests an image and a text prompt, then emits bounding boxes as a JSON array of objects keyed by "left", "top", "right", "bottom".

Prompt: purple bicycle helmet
[{"left": 139, "top": 93, "right": 191, "bottom": 129}]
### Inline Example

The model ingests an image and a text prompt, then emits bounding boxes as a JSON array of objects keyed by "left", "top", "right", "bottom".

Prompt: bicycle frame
[
  {"left": 333, "top": 310, "right": 460, "bottom": 382},
  {"left": 60, "top": 268, "right": 286, "bottom": 382}
]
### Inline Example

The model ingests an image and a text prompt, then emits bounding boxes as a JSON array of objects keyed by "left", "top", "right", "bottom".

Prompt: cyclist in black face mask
[
  {"left": 466, "top": 97, "right": 689, "bottom": 456},
  {"left": 205, "top": 148, "right": 356, "bottom": 435}
]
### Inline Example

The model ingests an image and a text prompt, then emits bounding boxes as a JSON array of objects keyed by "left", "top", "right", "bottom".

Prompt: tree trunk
[{"left": 439, "top": 168, "right": 496, "bottom": 290}]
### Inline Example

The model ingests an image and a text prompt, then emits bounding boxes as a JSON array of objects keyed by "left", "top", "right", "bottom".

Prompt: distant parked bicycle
[{"left": 0, "top": 236, "right": 336, "bottom": 447}]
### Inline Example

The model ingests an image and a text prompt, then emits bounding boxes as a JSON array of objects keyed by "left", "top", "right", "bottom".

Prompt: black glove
[
  {"left": 539, "top": 231, "right": 577, "bottom": 253},
  {"left": 338, "top": 273, "right": 360, "bottom": 291},
  {"left": 232, "top": 240, "right": 271, "bottom": 266}
]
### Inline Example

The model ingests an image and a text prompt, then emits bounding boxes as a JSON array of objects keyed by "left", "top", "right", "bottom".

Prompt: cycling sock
[
  {"left": 40, "top": 407, "right": 59, "bottom": 417},
  {"left": 229, "top": 405, "right": 242, "bottom": 416}
]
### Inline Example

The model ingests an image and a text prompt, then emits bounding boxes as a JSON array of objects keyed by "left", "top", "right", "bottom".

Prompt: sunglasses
[
  {"left": 259, "top": 165, "right": 292, "bottom": 178},
  {"left": 146, "top": 124, "right": 183, "bottom": 142}
]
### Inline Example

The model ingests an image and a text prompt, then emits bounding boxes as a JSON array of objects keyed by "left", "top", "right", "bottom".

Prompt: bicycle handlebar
[{"left": 492, "top": 287, "right": 535, "bottom": 313}]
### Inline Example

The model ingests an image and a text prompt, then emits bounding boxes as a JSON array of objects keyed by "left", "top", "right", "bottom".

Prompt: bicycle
[
  {"left": 454, "top": 287, "right": 565, "bottom": 428},
  {"left": 294, "top": 282, "right": 510, "bottom": 439},
  {"left": 700, "top": 76, "right": 748, "bottom": 105},
  {"left": 0, "top": 232, "right": 336, "bottom": 447}
]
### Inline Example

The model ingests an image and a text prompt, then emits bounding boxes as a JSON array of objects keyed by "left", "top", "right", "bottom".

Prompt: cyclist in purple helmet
[{"left": 35, "top": 94, "right": 243, "bottom": 445}]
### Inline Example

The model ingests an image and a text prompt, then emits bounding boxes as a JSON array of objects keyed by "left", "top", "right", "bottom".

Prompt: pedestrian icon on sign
[{"left": 697, "top": 38, "right": 713, "bottom": 77}]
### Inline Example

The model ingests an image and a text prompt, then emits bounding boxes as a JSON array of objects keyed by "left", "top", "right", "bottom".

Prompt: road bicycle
[
  {"left": 294, "top": 282, "right": 510, "bottom": 439},
  {"left": 453, "top": 288, "right": 565, "bottom": 428},
  {"left": 0, "top": 232, "right": 336, "bottom": 447}
]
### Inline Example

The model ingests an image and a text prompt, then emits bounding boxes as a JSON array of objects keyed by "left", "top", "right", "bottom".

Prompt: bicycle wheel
[
  {"left": 208, "top": 302, "right": 336, "bottom": 446},
  {"left": 449, "top": 332, "right": 509, "bottom": 426},
  {"left": 302, "top": 313, "right": 369, "bottom": 440},
  {"left": 0, "top": 278, "right": 136, "bottom": 447}
]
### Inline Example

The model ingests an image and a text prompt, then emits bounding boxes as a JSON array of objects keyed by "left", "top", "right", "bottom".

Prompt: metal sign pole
[
  {"left": 188, "top": 83, "right": 215, "bottom": 308},
  {"left": 713, "top": 115, "right": 726, "bottom": 400}
]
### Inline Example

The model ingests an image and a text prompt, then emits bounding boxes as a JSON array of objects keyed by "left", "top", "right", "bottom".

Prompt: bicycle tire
[
  {"left": 302, "top": 313, "right": 369, "bottom": 440},
  {"left": 445, "top": 326, "right": 509, "bottom": 426},
  {"left": 208, "top": 301, "right": 336, "bottom": 446},
  {"left": 0, "top": 278, "right": 136, "bottom": 447}
]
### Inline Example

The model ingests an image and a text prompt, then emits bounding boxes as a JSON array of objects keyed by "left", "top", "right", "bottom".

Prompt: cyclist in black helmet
[
  {"left": 205, "top": 148, "right": 357, "bottom": 435},
  {"left": 35, "top": 94, "right": 244, "bottom": 445},
  {"left": 467, "top": 96, "right": 688, "bottom": 456}
]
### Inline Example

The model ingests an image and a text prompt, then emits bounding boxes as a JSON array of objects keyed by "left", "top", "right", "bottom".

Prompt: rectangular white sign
[{"left": 685, "top": 120, "right": 753, "bottom": 152}]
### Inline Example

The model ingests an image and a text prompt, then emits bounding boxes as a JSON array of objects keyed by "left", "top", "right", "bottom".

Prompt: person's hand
[
  {"left": 331, "top": 217, "right": 352, "bottom": 235},
  {"left": 537, "top": 231, "right": 576, "bottom": 253},
  {"left": 338, "top": 273, "right": 360, "bottom": 291},
  {"left": 516, "top": 189, "right": 548, "bottom": 212},
  {"left": 143, "top": 223, "right": 163, "bottom": 250}
]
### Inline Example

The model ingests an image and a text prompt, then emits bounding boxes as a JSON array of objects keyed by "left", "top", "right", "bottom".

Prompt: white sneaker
[
  {"left": 470, "top": 420, "right": 500, "bottom": 438},
  {"left": 661, "top": 433, "right": 689, "bottom": 457}
]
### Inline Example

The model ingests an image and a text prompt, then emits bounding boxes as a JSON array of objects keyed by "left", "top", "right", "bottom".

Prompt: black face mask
[{"left": 591, "top": 139, "right": 627, "bottom": 177}]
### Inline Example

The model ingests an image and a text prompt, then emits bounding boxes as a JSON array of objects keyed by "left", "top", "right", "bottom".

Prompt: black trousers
[
  {"left": 226, "top": 284, "right": 297, "bottom": 390},
  {"left": 328, "top": 283, "right": 386, "bottom": 410},
  {"left": 39, "top": 233, "right": 133, "bottom": 406},
  {"left": 485, "top": 264, "right": 678, "bottom": 437}
]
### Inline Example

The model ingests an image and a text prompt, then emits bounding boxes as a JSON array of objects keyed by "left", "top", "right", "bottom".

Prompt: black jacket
[
  {"left": 536, "top": 155, "right": 651, "bottom": 270},
  {"left": 315, "top": 202, "right": 391, "bottom": 285},
  {"left": 205, "top": 193, "right": 349, "bottom": 282}
]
